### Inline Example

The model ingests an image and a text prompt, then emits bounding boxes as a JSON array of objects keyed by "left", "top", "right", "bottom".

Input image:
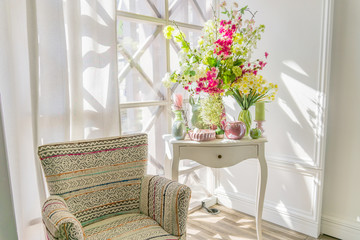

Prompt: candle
[{"left": 255, "top": 102, "right": 265, "bottom": 121}]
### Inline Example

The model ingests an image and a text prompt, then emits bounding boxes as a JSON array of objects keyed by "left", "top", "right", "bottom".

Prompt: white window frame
[{"left": 116, "top": 0, "right": 218, "bottom": 133}]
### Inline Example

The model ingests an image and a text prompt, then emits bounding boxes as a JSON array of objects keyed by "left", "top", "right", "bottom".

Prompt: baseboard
[
  {"left": 321, "top": 215, "right": 360, "bottom": 240},
  {"left": 216, "top": 192, "right": 321, "bottom": 238},
  {"left": 189, "top": 196, "right": 217, "bottom": 212}
]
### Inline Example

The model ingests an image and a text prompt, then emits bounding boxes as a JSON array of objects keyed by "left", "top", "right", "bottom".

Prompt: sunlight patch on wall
[
  {"left": 281, "top": 73, "right": 319, "bottom": 133},
  {"left": 276, "top": 200, "right": 294, "bottom": 229},
  {"left": 286, "top": 132, "right": 313, "bottom": 164},
  {"left": 283, "top": 60, "right": 309, "bottom": 77},
  {"left": 278, "top": 98, "right": 301, "bottom": 126}
]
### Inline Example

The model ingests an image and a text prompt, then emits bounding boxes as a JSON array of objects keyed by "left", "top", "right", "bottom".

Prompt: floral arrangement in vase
[{"left": 162, "top": 1, "right": 278, "bottom": 137}]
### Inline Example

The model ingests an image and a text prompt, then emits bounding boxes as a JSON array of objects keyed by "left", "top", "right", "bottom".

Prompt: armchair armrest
[
  {"left": 139, "top": 175, "right": 191, "bottom": 237},
  {"left": 42, "top": 196, "right": 84, "bottom": 240}
]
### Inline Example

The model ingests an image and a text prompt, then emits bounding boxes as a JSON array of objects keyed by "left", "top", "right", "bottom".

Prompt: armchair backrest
[{"left": 38, "top": 134, "right": 148, "bottom": 226}]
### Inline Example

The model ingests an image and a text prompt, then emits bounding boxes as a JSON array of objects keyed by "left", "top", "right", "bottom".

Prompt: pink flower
[
  {"left": 265, "top": 52, "right": 269, "bottom": 58},
  {"left": 173, "top": 94, "right": 183, "bottom": 110},
  {"left": 193, "top": 68, "right": 225, "bottom": 95}
]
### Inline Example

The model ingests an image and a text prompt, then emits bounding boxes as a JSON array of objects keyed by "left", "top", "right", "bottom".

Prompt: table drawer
[{"left": 179, "top": 145, "right": 258, "bottom": 168}]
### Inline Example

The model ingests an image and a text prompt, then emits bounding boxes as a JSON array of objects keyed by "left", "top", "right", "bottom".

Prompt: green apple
[{"left": 250, "top": 128, "right": 262, "bottom": 139}]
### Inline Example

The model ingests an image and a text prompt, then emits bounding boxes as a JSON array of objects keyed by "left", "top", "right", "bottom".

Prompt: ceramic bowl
[{"left": 188, "top": 129, "right": 216, "bottom": 142}]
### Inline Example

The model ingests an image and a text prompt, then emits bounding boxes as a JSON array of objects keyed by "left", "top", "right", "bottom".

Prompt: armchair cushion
[
  {"left": 83, "top": 213, "right": 180, "bottom": 240},
  {"left": 140, "top": 175, "right": 191, "bottom": 237},
  {"left": 42, "top": 196, "right": 84, "bottom": 240}
]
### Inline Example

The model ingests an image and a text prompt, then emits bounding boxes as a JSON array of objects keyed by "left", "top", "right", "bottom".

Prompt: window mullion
[{"left": 165, "top": 0, "right": 172, "bottom": 133}]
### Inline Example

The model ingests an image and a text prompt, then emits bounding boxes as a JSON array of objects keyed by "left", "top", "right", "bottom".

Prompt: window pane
[
  {"left": 169, "top": 0, "right": 213, "bottom": 25},
  {"left": 117, "top": 0, "right": 165, "bottom": 18},
  {"left": 120, "top": 106, "right": 168, "bottom": 175},
  {"left": 117, "top": 19, "right": 167, "bottom": 102}
]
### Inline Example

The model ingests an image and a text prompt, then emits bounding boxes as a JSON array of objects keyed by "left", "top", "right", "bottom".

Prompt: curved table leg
[
  {"left": 256, "top": 144, "right": 268, "bottom": 240},
  {"left": 171, "top": 145, "right": 180, "bottom": 182}
]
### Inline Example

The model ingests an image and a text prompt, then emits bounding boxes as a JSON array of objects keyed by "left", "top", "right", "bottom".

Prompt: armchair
[{"left": 38, "top": 134, "right": 191, "bottom": 240}]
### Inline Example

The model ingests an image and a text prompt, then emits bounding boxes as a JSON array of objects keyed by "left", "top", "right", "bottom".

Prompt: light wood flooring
[{"left": 187, "top": 205, "right": 338, "bottom": 240}]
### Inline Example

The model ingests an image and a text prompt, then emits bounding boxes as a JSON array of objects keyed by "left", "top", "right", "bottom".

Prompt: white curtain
[{"left": 0, "top": 0, "right": 119, "bottom": 239}]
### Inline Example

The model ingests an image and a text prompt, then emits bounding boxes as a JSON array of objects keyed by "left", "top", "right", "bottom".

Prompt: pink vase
[{"left": 225, "top": 121, "right": 246, "bottom": 140}]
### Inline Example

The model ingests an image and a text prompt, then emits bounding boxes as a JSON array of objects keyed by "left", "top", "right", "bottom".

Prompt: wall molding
[
  {"left": 266, "top": 154, "right": 320, "bottom": 170},
  {"left": 216, "top": 191, "right": 320, "bottom": 237},
  {"left": 321, "top": 215, "right": 360, "bottom": 240},
  {"left": 231, "top": 155, "right": 321, "bottom": 174},
  {"left": 215, "top": 190, "right": 315, "bottom": 221},
  {"left": 217, "top": 156, "right": 322, "bottom": 222}
]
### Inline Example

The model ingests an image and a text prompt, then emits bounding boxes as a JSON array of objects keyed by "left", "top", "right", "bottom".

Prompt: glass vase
[
  {"left": 172, "top": 110, "right": 186, "bottom": 140},
  {"left": 238, "top": 109, "right": 252, "bottom": 137}
]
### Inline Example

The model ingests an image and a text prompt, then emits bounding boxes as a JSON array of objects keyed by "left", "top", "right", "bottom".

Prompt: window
[{"left": 116, "top": 0, "right": 216, "bottom": 175}]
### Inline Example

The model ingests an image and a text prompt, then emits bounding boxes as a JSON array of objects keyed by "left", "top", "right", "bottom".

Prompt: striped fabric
[
  {"left": 38, "top": 134, "right": 148, "bottom": 226},
  {"left": 84, "top": 213, "right": 179, "bottom": 240},
  {"left": 38, "top": 134, "right": 191, "bottom": 240},
  {"left": 140, "top": 176, "right": 191, "bottom": 237},
  {"left": 42, "top": 196, "right": 84, "bottom": 240}
]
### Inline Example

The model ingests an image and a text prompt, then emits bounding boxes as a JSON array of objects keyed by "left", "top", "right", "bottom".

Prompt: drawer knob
[{"left": 218, "top": 155, "right": 222, "bottom": 159}]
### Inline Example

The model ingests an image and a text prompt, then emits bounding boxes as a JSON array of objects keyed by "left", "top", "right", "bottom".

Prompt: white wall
[
  {"left": 218, "top": 0, "right": 332, "bottom": 237},
  {"left": 321, "top": 0, "right": 360, "bottom": 239}
]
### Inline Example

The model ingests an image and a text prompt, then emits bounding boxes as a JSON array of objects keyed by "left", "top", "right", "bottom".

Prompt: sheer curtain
[{"left": 0, "top": 0, "right": 119, "bottom": 239}]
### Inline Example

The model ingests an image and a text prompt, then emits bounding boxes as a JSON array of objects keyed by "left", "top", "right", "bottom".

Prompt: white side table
[{"left": 163, "top": 134, "right": 268, "bottom": 240}]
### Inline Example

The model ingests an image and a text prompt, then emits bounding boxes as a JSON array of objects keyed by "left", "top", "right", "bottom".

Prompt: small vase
[
  {"left": 238, "top": 109, "right": 252, "bottom": 137},
  {"left": 172, "top": 110, "right": 186, "bottom": 140},
  {"left": 225, "top": 121, "right": 246, "bottom": 140}
]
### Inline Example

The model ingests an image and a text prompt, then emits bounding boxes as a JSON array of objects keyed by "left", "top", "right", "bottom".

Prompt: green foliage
[{"left": 200, "top": 95, "right": 224, "bottom": 127}]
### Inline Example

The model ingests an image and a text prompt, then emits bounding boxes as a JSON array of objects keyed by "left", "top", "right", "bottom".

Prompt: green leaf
[
  {"left": 240, "top": 6, "right": 248, "bottom": 14},
  {"left": 233, "top": 59, "right": 245, "bottom": 66},
  {"left": 207, "top": 57, "right": 217, "bottom": 67},
  {"left": 175, "top": 35, "right": 182, "bottom": 42},
  {"left": 215, "top": 127, "right": 224, "bottom": 135},
  {"left": 215, "top": 60, "right": 221, "bottom": 67},
  {"left": 225, "top": 91, "right": 233, "bottom": 96},
  {"left": 229, "top": 73, "right": 236, "bottom": 82},
  {"left": 189, "top": 70, "right": 196, "bottom": 76},
  {"left": 181, "top": 41, "right": 188, "bottom": 49}
]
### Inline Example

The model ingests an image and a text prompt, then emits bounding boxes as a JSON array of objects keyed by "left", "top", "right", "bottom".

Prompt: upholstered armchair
[{"left": 38, "top": 134, "right": 191, "bottom": 240}]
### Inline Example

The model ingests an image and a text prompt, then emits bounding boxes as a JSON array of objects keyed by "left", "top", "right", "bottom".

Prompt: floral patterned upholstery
[{"left": 38, "top": 134, "right": 191, "bottom": 240}]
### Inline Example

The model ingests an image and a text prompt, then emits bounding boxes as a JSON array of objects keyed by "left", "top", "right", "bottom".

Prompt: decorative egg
[{"left": 250, "top": 128, "right": 262, "bottom": 139}]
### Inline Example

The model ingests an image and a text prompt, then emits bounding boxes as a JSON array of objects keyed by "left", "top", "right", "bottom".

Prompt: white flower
[
  {"left": 197, "top": 64, "right": 208, "bottom": 78},
  {"left": 204, "top": 20, "right": 215, "bottom": 33},
  {"left": 178, "top": 50, "right": 188, "bottom": 63},
  {"left": 162, "top": 72, "right": 172, "bottom": 88},
  {"left": 180, "top": 63, "right": 188, "bottom": 73}
]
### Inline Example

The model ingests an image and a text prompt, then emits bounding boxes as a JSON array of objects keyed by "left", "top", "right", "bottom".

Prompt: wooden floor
[{"left": 187, "top": 205, "right": 338, "bottom": 240}]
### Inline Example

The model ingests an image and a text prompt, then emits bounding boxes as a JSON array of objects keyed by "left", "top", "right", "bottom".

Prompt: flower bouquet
[{"left": 162, "top": 1, "right": 278, "bottom": 136}]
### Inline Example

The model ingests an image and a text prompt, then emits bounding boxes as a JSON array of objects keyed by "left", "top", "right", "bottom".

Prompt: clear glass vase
[
  {"left": 172, "top": 110, "right": 186, "bottom": 140},
  {"left": 238, "top": 109, "right": 252, "bottom": 137}
]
